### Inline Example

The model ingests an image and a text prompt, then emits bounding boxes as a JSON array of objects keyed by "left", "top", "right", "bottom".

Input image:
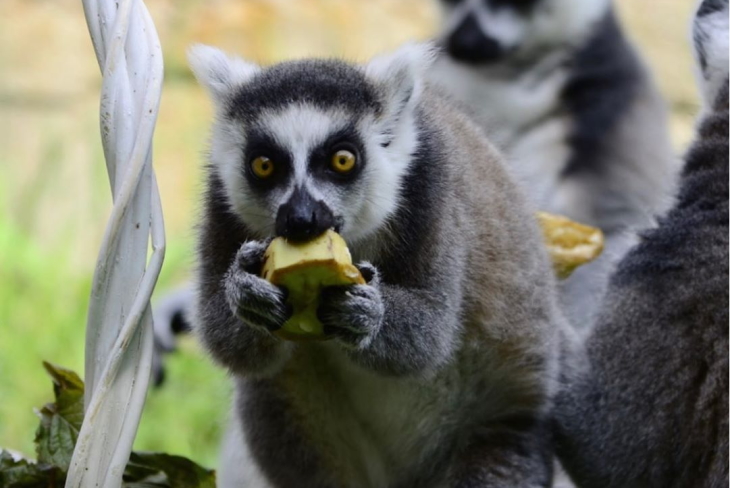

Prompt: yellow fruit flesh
[
  {"left": 262, "top": 230, "right": 364, "bottom": 341},
  {"left": 536, "top": 211, "right": 605, "bottom": 279}
]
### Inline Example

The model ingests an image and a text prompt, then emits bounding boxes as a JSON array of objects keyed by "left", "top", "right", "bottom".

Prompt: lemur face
[
  {"left": 220, "top": 95, "right": 377, "bottom": 244},
  {"left": 189, "top": 44, "right": 433, "bottom": 244},
  {"left": 437, "top": 0, "right": 610, "bottom": 65}
]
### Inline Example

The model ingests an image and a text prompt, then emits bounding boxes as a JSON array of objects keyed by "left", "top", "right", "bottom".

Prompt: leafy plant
[{"left": 0, "top": 363, "right": 215, "bottom": 488}]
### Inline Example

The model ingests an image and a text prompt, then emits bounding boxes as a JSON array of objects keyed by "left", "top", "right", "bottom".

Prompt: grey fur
[
  {"left": 554, "top": 2, "right": 729, "bottom": 485},
  {"left": 190, "top": 43, "right": 572, "bottom": 487},
  {"left": 430, "top": 0, "right": 677, "bottom": 330}
]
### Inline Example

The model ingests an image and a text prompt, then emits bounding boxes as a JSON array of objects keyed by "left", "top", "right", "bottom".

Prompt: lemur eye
[
  {"left": 251, "top": 156, "right": 275, "bottom": 179},
  {"left": 331, "top": 150, "right": 356, "bottom": 174}
]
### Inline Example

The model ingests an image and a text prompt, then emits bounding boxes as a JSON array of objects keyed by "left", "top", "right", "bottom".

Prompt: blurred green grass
[{"left": 0, "top": 0, "right": 699, "bottom": 470}]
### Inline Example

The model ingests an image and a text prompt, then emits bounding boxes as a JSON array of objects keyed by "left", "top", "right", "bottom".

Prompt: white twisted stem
[{"left": 66, "top": 0, "right": 165, "bottom": 486}]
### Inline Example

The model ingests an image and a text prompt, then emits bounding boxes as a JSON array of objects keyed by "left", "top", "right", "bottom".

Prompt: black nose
[
  {"left": 275, "top": 188, "right": 336, "bottom": 243},
  {"left": 446, "top": 14, "right": 503, "bottom": 64}
]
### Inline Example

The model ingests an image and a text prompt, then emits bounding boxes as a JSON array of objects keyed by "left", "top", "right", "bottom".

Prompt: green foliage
[
  {"left": 0, "top": 210, "right": 229, "bottom": 467},
  {"left": 0, "top": 451, "right": 63, "bottom": 488},
  {"left": 132, "top": 338, "right": 230, "bottom": 468},
  {"left": 0, "top": 363, "right": 216, "bottom": 487},
  {"left": 34, "top": 363, "right": 84, "bottom": 472},
  {"left": 124, "top": 452, "right": 216, "bottom": 488}
]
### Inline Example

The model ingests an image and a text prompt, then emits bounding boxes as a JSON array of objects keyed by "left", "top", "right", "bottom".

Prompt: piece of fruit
[
  {"left": 262, "top": 229, "right": 364, "bottom": 341},
  {"left": 536, "top": 211, "right": 605, "bottom": 279}
]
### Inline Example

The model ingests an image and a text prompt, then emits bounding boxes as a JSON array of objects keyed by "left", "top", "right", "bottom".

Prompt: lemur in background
[
  {"left": 188, "top": 42, "right": 574, "bottom": 487},
  {"left": 429, "top": 0, "right": 677, "bottom": 329},
  {"left": 554, "top": 0, "right": 729, "bottom": 485},
  {"left": 150, "top": 287, "right": 194, "bottom": 386}
]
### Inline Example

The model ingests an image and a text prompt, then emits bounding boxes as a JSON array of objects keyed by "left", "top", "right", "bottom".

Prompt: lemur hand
[
  {"left": 318, "top": 262, "right": 384, "bottom": 348},
  {"left": 224, "top": 240, "right": 291, "bottom": 333}
]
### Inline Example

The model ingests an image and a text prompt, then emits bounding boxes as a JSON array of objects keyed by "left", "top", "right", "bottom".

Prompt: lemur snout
[
  {"left": 275, "top": 187, "right": 335, "bottom": 242},
  {"left": 447, "top": 14, "right": 503, "bottom": 64}
]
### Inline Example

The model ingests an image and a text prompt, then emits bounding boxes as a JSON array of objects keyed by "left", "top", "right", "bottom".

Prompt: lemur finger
[
  {"left": 225, "top": 269, "right": 289, "bottom": 321},
  {"left": 356, "top": 261, "right": 380, "bottom": 285},
  {"left": 237, "top": 295, "right": 292, "bottom": 329},
  {"left": 234, "top": 240, "right": 271, "bottom": 274},
  {"left": 318, "top": 285, "right": 384, "bottom": 336},
  {"left": 235, "top": 307, "right": 287, "bottom": 333}
]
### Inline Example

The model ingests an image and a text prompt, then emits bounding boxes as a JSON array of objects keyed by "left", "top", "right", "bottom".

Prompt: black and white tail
[{"left": 151, "top": 287, "right": 194, "bottom": 386}]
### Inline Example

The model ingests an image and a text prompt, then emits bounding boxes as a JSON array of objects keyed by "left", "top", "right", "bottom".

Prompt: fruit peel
[{"left": 536, "top": 211, "right": 605, "bottom": 279}]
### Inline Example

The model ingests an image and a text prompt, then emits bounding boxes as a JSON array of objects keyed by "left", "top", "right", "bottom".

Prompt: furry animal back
[{"left": 554, "top": 1, "right": 729, "bottom": 485}]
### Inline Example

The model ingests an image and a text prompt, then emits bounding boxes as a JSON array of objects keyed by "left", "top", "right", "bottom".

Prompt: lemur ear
[
  {"left": 365, "top": 42, "right": 436, "bottom": 125},
  {"left": 692, "top": 0, "right": 729, "bottom": 107},
  {"left": 187, "top": 44, "right": 260, "bottom": 103}
]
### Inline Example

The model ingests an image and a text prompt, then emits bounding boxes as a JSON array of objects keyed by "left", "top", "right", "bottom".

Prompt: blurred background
[{"left": 0, "top": 0, "right": 700, "bottom": 469}]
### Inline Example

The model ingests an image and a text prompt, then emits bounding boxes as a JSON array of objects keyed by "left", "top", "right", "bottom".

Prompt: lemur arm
[
  {"left": 196, "top": 268, "right": 292, "bottom": 378},
  {"left": 351, "top": 280, "right": 463, "bottom": 376},
  {"left": 195, "top": 177, "right": 292, "bottom": 378},
  {"left": 320, "top": 230, "right": 466, "bottom": 377}
]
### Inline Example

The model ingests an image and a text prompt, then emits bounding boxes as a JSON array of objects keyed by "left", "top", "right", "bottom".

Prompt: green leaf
[
  {"left": 2, "top": 363, "right": 216, "bottom": 488},
  {"left": 123, "top": 452, "right": 216, "bottom": 488},
  {"left": 33, "top": 362, "right": 84, "bottom": 471},
  {"left": 0, "top": 450, "right": 64, "bottom": 487}
]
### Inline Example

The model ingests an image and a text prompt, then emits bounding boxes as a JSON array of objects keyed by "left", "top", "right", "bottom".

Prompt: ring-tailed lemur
[
  {"left": 429, "top": 0, "right": 678, "bottom": 329},
  {"left": 554, "top": 1, "right": 729, "bottom": 486},
  {"left": 188, "top": 42, "right": 574, "bottom": 487}
]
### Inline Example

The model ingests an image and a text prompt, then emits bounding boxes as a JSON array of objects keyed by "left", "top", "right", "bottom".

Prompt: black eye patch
[
  {"left": 242, "top": 129, "right": 292, "bottom": 191},
  {"left": 308, "top": 126, "right": 366, "bottom": 184}
]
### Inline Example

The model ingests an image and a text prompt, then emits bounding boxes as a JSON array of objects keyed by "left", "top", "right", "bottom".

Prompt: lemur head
[
  {"left": 437, "top": 0, "right": 610, "bottom": 65},
  {"left": 189, "top": 44, "right": 434, "bottom": 244}
]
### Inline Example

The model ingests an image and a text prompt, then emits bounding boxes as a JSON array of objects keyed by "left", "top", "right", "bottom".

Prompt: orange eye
[
  {"left": 251, "top": 156, "right": 274, "bottom": 179},
  {"left": 331, "top": 150, "right": 356, "bottom": 173}
]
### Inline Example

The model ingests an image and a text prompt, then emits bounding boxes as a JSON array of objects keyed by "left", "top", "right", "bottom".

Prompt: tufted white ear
[
  {"left": 692, "top": 0, "right": 729, "bottom": 107},
  {"left": 187, "top": 44, "right": 260, "bottom": 103},
  {"left": 365, "top": 42, "right": 436, "bottom": 126}
]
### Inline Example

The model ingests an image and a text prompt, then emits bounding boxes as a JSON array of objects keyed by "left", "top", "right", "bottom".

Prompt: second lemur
[{"left": 430, "top": 0, "right": 678, "bottom": 328}]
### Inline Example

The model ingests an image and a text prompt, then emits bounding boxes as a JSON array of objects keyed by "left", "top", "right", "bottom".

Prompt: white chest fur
[
  {"left": 429, "top": 55, "right": 572, "bottom": 213},
  {"left": 273, "top": 337, "right": 538, "bottom": 488},
  {"left": 275, "top": 343, "right": 475, "bottom": 488}
]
